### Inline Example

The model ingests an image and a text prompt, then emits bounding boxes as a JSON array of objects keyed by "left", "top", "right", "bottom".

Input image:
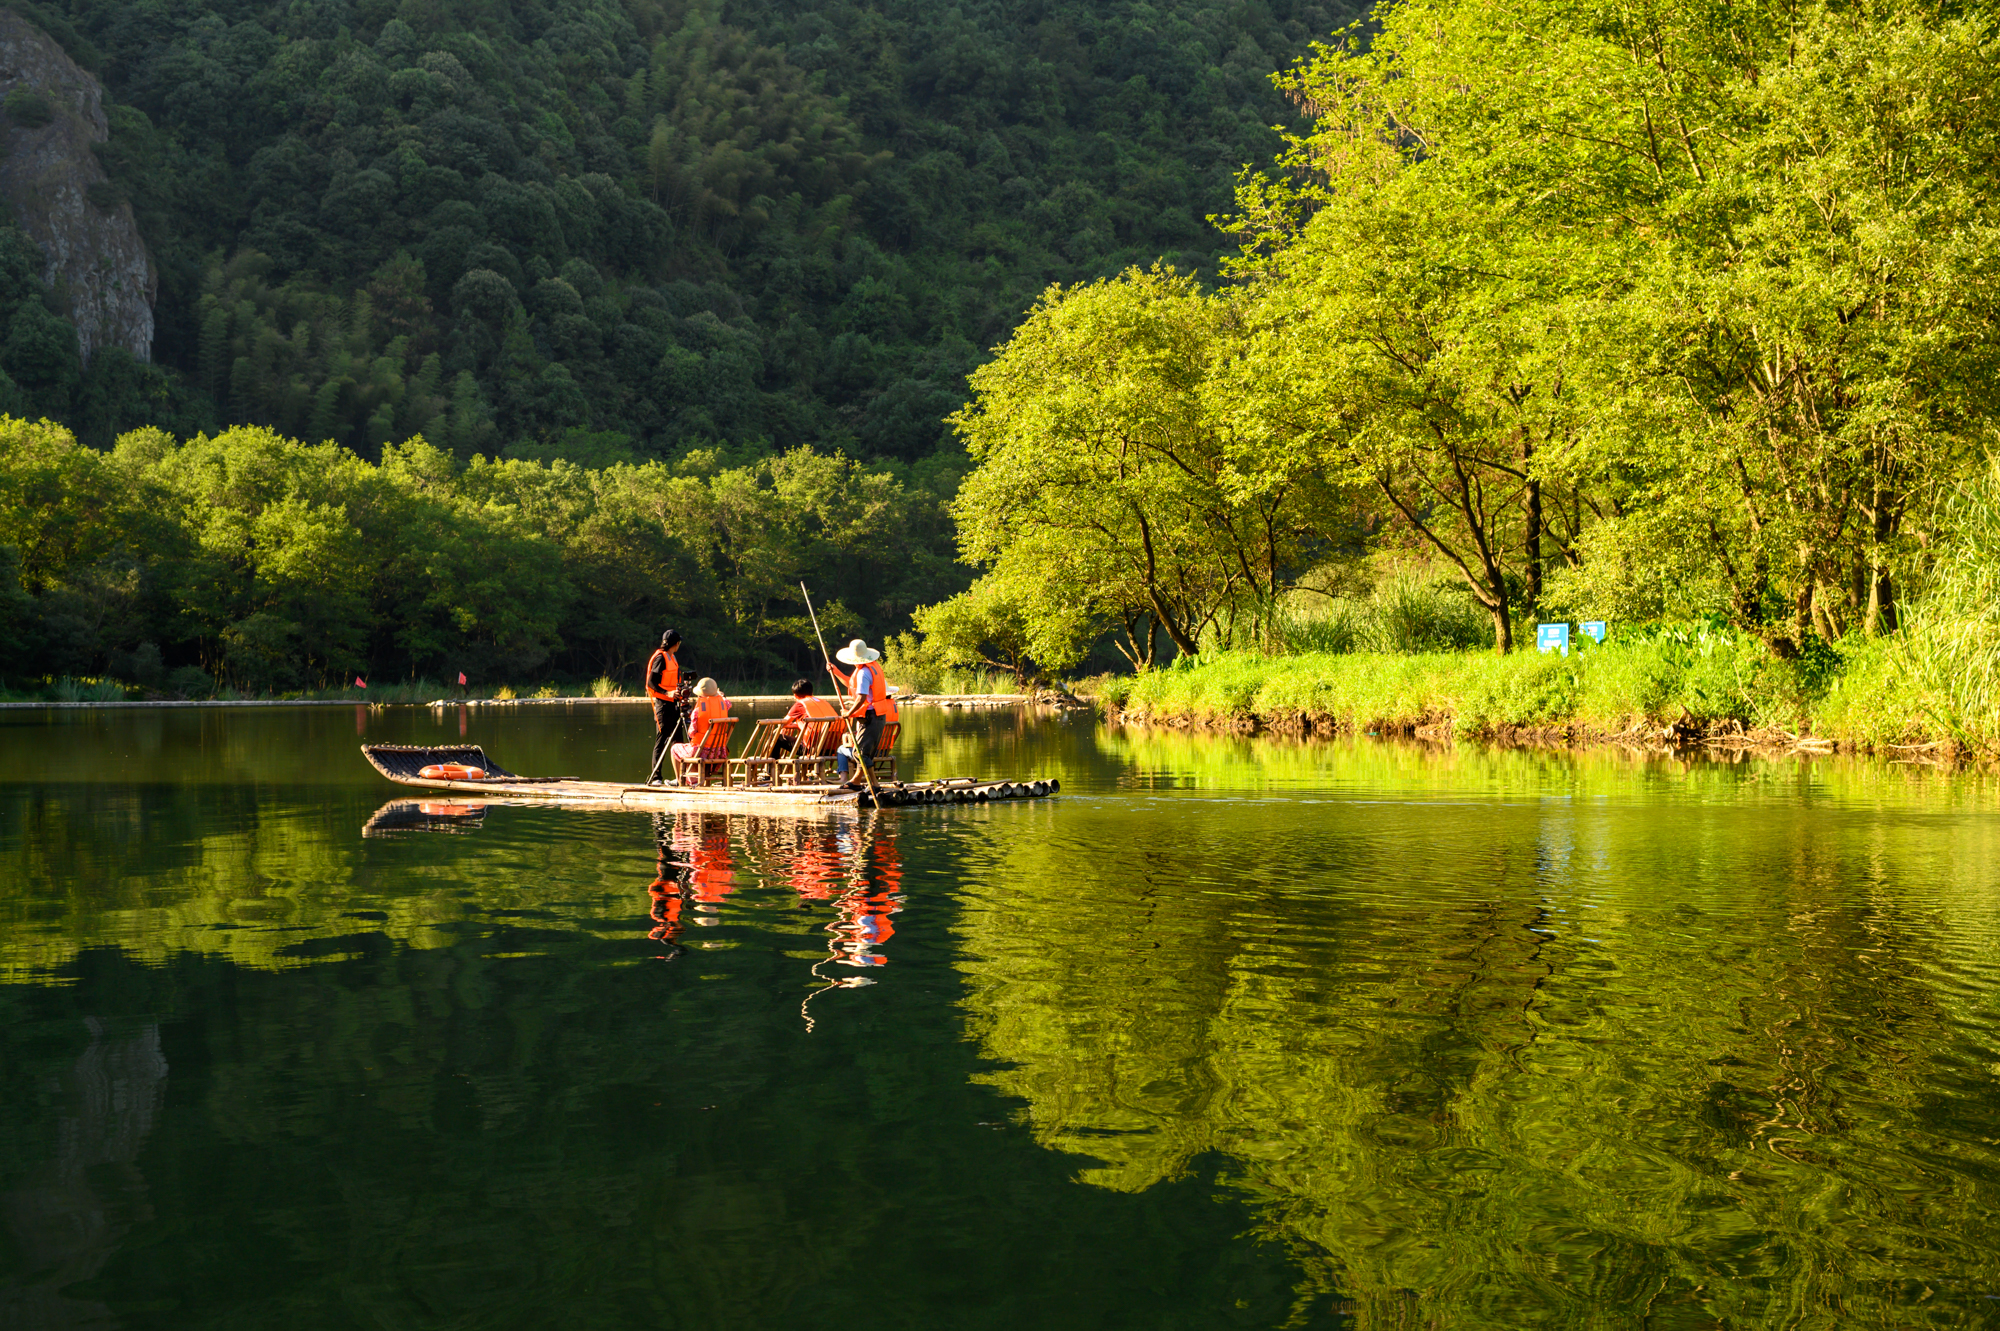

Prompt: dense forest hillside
[
  {"left": 0, "top": 0, "right": 1368, "bottom": 691},
  {"left": 7, "top": 0, "right": 1355, "bottom": 460}
]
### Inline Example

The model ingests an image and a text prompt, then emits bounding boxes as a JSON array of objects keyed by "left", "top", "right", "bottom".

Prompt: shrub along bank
[{"left": 1100, "top": 629, "right": 1965, "bottom": 752}]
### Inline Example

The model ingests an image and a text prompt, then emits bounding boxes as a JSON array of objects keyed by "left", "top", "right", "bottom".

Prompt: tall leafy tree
[
  {"left": 950, "top": 266, "right": 1335, "bottom": 666},
  {"left": 1221, "top": 0, "right": 2000, "bottom": 653}
]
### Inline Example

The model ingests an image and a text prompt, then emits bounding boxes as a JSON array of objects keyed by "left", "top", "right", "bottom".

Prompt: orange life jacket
[
  {"left": 797, "top": 694, "right": 842, "bottom": 751},
  {"left": 646, "top": 648, "right": 682, "bottom": 700},
  {"left": 853, "top": 662, "right": 891, "bottom": 716},
  {"left": 783, "top": 693, "right": 839, "bottom": 738},
  {"left": 689, "top": 694, "right": 730, "bottom": 751}
]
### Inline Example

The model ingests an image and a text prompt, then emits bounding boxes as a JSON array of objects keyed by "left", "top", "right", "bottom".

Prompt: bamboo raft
[{"left": 360, "top": 744, "right": 1060, "bottom": 814}]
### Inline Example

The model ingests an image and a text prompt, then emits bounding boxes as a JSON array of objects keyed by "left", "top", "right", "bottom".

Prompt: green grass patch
[{"left": 1117, "top": 625, "right": 1907, "bottom": 741}]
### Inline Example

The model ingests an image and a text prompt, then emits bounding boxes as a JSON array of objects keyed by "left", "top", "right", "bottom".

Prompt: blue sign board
[
  {"left": 1580, "top": 620, "right": 1607, "bottom": 644},
  {"left": 1536, "top": 622, "right": 1571, "bottom": 656}
]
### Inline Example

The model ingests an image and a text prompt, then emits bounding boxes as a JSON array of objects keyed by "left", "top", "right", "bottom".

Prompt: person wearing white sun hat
[{"left": 826, "top": 638, "right": 894, "bottom": 785}]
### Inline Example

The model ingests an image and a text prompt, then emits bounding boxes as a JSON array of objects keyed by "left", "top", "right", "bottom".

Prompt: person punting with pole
[
  {"left": 799, "top": 584, "right": 884, "bottom": 801},
  {"left": 825, "top": 637, "right": 896, "bottom": 789}
]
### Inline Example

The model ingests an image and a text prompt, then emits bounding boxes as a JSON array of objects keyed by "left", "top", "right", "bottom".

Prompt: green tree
[
  {"left": 908, "top": 576, "right": 1083, "bottom": 683},
  {"left": 1571, "top": 4, "right": 2000, "bottom": 646},
  {"left": 1231, "top": 0, "right": 2000, "bottom": 654},
  {"left": 949, "top": 266, "right": 1332, "bottom": 667}
]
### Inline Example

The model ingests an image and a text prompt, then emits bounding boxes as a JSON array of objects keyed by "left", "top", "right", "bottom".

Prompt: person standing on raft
[
  {"left": 826, "top": 638, "right": 894, "bottom": 786},
  {"left": 645, "top": 629, "right": 688, "bottom": 785}
]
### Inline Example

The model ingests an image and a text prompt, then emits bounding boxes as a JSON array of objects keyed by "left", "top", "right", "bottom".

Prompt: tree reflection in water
[
  {"left": 15, "top": 706, "right": 2000, "bottom": 1327},
  {"left": 0, "top": 1018, "right": 166, "bottom": 1330}
]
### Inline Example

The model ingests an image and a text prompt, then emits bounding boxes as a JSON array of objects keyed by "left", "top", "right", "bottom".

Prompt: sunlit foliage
[
  {"left": 0, "top": 417, "right": 953, "bottom": 690},
  {"left": 928, "top": 0, "right": 2000, "bottom": 675}
]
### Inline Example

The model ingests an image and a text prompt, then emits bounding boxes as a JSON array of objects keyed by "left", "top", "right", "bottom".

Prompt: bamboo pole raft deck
[{"left": 360, "top": 744, "right": 1060, "bottom": 814}]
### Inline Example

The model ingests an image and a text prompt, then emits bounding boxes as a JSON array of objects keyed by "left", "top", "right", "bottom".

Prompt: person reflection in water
[
  {"left": 786, "top": 815, "right": 904, "bottom": 1031},
  {"left": 648, "top": 813, "right": 737, "bottom": 957},
  {"left": 830, "top": 825, "right": 902, "bottom": 967},
  {"left": 647, "top": 829, "right": 688, "bottom": 957},
  {"left": 644, "top": 812, "right": 903, "bottom": 1026},
  {"left": 776, "top": 819, "right": 904, "bottom": 966}
]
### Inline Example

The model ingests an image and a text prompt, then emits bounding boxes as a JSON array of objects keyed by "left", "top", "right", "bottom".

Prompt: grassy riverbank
[{"left": 1094, "top": 627, "right": 1976, "bottom": 752}]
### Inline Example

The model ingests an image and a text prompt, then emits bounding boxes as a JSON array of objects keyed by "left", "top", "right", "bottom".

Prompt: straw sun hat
[{"left": 835, "top": 638, "right": 881, "bottom": 665}]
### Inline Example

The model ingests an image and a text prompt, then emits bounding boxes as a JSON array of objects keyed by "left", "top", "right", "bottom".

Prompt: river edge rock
[{"left": 0, "top": 12, "right": 155, "bottom": 363}]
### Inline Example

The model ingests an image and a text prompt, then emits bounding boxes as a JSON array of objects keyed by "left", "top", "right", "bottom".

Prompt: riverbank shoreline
[
  {"left": 0, "top": 692, "right": 1033, "bottom": 712},
  {"left": 1097, "top": 701, "right": 1944, "bottom": 760},
  {"left": 1086, "top": 643, "right": 1975, "bottom": 761}
]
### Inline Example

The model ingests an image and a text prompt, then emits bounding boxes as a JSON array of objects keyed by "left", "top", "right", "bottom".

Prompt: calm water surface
[{"left": 4, "top": 703, "right": 2000, "bottom": 1329}]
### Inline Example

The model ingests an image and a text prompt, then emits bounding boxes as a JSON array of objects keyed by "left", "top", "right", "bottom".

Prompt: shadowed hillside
[{"left": 10, "top": 0, "right": 1358, "bottom": 459}]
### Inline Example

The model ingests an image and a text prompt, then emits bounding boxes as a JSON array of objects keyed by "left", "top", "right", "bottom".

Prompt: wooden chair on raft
[
  {"left": 867, "top": 721, "right": 901, "bottom": 782},
  {"left": 728, "top": 720, "right": 786, "bottom": 788},
  {"left": 671, "top": 716, "right": 738, "bottom": 786},
  {"left": 800, "top": 718, "right": 902, "bottom": 785},
  {"left": 726, "top": 716, "right": 848, "bottom": 787},
  {"left": 784, "top": 716, "right": 846, "bottom": 786}
]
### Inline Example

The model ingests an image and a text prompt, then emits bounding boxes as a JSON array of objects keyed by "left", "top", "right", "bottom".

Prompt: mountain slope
[{"left": 29, "top": 0, "right": 1357, "bottom": 459}]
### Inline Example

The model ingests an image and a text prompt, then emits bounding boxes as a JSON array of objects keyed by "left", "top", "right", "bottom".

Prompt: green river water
[{"left": 3, "top": 702, "right": 1999, "bottom": 1329}]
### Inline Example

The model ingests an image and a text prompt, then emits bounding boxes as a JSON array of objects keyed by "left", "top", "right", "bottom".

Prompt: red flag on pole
[
  {"left": 458, "top": 672, "right": 467, "bottom": 686},
  {"left": 354, "top": 675, "right": 366, "bottom": 688}
]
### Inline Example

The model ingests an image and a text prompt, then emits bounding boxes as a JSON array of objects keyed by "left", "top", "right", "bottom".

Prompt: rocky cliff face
[{"left": 0, "top": 12, "right": 154, "bottom": 364}]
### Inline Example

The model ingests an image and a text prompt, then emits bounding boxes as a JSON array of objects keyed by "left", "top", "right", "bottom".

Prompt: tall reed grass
[
  {"left": 1897, "top": 459, "right": 2000, "bottom": 742},
  {"left": 1815, "top": 458, "right": 2000, "bottom": 748},
  {"left": 50, "top": 676, "right": 132, "bottom": 702}
]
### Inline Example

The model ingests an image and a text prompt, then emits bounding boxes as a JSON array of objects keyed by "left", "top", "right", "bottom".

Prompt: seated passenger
[
  {"left": 775, "top": 678, "right": 838, "bottom": 757},
  {"left": 671, "top": 678, "right": 731, "bottom": 774}
]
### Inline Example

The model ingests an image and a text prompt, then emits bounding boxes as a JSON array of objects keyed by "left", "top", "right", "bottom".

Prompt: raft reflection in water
[
  {"left": 647, "top": 812, "right": 904, "bottom": 1012},
  {"left": 360, "top": 799, "right": 490, "bottom": 837}
]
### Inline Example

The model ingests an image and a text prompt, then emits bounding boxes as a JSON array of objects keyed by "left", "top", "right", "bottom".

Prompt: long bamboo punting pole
[{"left": 800, "top": 582, "right": 883, "bottom": 804}]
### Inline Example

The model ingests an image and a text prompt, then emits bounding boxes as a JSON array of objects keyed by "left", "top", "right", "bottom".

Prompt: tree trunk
[
  {"left": 1811, "top": 583, "right": 1839, "bottom": 642},
  {"left": 1490, "top": 598, "right": 1514, "bottom": 654},
  {"left": 1523, "top": 442, "right": 1542, "bottom": 613},
  {"left": 1866, "top": 565, "right": 1897, "bottom": 635},
  {"left": 1864, "top": 501, "right": 1898, "bottom": 635},
  {"left": 1148, "top": 589, "right": 1200, "bottom": 657}
]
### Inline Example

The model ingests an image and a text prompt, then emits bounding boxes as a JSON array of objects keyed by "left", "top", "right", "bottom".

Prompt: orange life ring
[{"left": 418, "top": 763, "right": 487, "bottom": 781}]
